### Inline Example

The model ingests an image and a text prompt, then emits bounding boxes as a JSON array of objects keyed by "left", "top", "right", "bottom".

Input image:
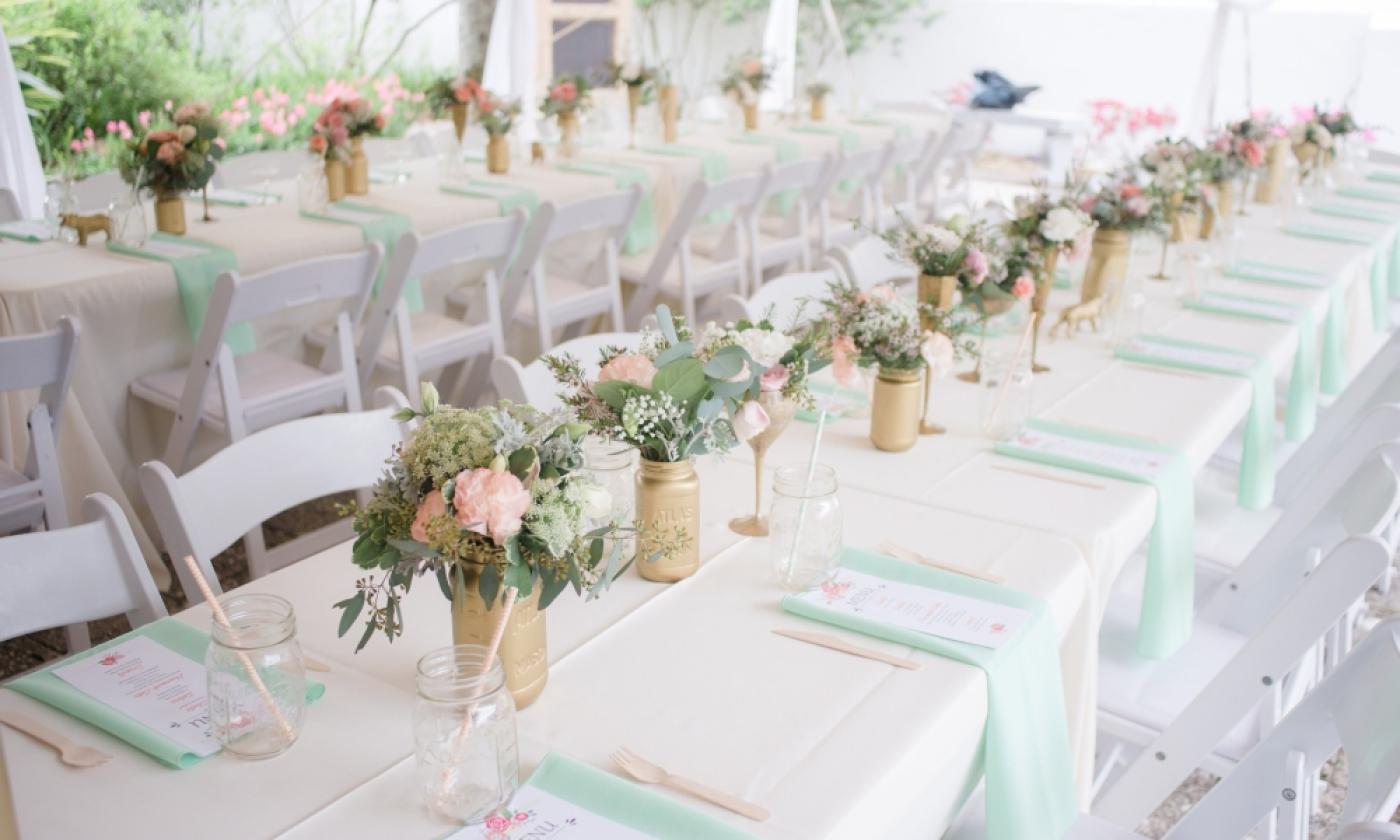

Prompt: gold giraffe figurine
[
  {"left": 1049, "top": 296, "right": 1105, "bottom": 339},
  {"left": 530, "top": 142, "right": 545, "bottom": 165},
  {"left": 60, "top": 213, "right": 112, "bottom": 247}
]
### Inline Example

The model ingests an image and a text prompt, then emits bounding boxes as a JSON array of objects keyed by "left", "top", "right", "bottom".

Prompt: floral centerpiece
[
  {"left": 118, "top": 101, "right": 223, "bottom": 235},
  {"left": 999, "top": 191, "right": 1092, "bottom": 370},
  {"left": 806, "top": 81, "right": 833, "bottom": 121},
  {"left": 719, "top": 55, "right": 772, "bottom": 130},
  {"left": 476, "top": 91, "right": 522, "bottom": 174},
  {"left": 807, "top": 279, "right": 975, "bottom": 451},
  {"left": 427, "top": 69, "right": 483, "bottom": 142},
  {"left": 540, "top": 74, "right": 592, "bottom": 157},
  {"left": 308, "top": 98, "right": 383, "bottom": 199},
  {"left": 1141, "top": 137, "right": 1204, "bottom": 219},
  {"left": 610, "top": 61, "right": 656, "bottom": 145},
  {"left": 880, "top": 216, "right": 990, "bottom": 310},
  {"left": 1077, "top": 170, "right": 1162, "bottom": 301},
  {"left": 1288, "top": 105, "right": 1336, "bottom": 178},
  {"left": 335, "top": 384, "right": 650, "bottom": 707}
]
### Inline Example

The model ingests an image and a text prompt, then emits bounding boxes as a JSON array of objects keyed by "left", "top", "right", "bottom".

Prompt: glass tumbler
[
  {"left": 979, "top": 349, "right": 1033, "bottom": 441},
  {"left": 583, "top": 437, "right": 636, "bottom": 529},
  {"left": 109, "top": 187, "right": 148, "bottom": 248},
  {"left": 296, "top": 154, "right": 329, "bottom": 214},
  {"left": 414, "top": 645, "right": 520, "bottom": 824},
  {"left": 205, "top": 594, "right": 307, "bottom": 759},
  {"left": 769, "top": 464, "right": 843, "bottom": 591}
]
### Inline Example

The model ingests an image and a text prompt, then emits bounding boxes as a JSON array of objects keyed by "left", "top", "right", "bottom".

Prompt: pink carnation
[
  {"left": 453, "top": 469, "right": 531, "bottom": 545},
  {"left": 410, "top": 490, "right": 446, "bottom": 543},
  {"left": 597, "top": 353, "right": 657, "bottom": 388},
  {"left": 831, "top": 335, "right": 859, "bottom": 386},
  {"left": 759, "top": 364, "right": 790, "bottom": 392},
  {"left": 1011, "top": 273, "right": 1035, "bottom": 299}
]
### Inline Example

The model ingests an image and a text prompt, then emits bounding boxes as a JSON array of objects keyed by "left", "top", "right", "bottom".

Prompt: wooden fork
[
  {"left": 610, "top": 747, "right": 769, "bottom": 821},
  {"left": 0, "top": 711, "right": 111, "bottom": 768}
]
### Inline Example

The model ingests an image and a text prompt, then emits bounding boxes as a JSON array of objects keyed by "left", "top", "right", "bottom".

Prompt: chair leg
[{"left": 63, "top": 624, "right": 92, "bottom": 653}]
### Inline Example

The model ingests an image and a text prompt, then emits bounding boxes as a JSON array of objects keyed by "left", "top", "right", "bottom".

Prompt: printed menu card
[{"left": 447, "top": 785, "right": 655, "bottom": 839}]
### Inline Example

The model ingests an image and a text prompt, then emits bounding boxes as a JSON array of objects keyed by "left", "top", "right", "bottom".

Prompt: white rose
[
  {"left": 1039, "top": 206, "right": 1085, "bottom": 243},
  {"left": 925, "top": 225, "right": 961, "bottom": 252},
  {"left": 736, "top": 328, "right": 793, "bottom": 368},
  {"left": 920, "top": 331, "right": 955, "bottom": 376},
  {"left": 577, "top": 482, "right": 613, "bottom": 520},
  {"left": 622, "top": 61, "right": 641, "bottom": 80}
]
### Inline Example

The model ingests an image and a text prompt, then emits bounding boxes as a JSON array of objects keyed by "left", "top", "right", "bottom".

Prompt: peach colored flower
[
  {"left": 597, "top": 353, "right": 657, "bottom": 388},
  {"left": 308, "top": 134, "right": 327, "bottom": 153},
  {"left": 1011, "top": 273, "right": 1035, "bottom": 299},
  {"left": 1118, "top": 183, "right": 1142, "bottom": 200},
  {"left": 156, "top": 140, "right": 185, "bottom": 164},
  {"left": 867, "top": 284, "right": 897, "bottom": 302},
  {"left": 410, "top": 490, "right": 447, "bottom": 542},
  {"left": 759, "top": 364, "right": 789, "bottom": 392},
  {"left": 147, "top": 130, "right": 177, "bottom": 144},
  {"left": 831, "top": 335, "right": 859, "bottom": 386},
  {"left": 453, "top": 469, "right": 531, "bottom": 545}
]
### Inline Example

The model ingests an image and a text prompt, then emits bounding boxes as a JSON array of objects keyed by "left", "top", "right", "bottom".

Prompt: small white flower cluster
[
  {"left": 618, "top": 391, "right": 689, "bottom": 460},
  {"left": 847, "top": 295, "right": 923, "bottom": 363},
  {"left": 924, "top": 224, "right": 962, "bottom": 253}
]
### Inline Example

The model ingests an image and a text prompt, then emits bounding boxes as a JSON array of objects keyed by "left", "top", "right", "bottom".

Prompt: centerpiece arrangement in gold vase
[
  {"left": 427, "top": 70, "right": 482, "bottom": 146},
  {"left": 477, "top": 91, "right": 523, "bottom": 175},
  {"left": 1288, "top": 107, "right": 1339, "bottom": 190},
  {"left": 1000, "top": 181, "right": 1094, "bottom": 372},
  {"left": 118, "top": 101, "right": 224, "bottom": 235},
  {"left": 1140, "top": 138, "right": 1204, "bottom": 278},
  {"left": 657, "top": 83, "right": 680, "bottom": 143},
  {"left": 719, "top": 55, "right": 772, "bottom": 132},
  {"left": 310, "top": 98, "right": 384, "bottom": 196},
  {"left": 308, "top": 104, "right": 352, "bottom": 202},
  {"left": 540, "top": 74, "right": 592, "bottom": 159},
  {"left": 807, "top": 82, "right": 832, "bottom": 122},
  {"left": 808, "top": 277, "right": 974, "bottom": 453},
  {"left": 1201, "top": 117, "right": 1268, "bottom": 230},
  {"left": 1317, "top": 107, "right": 1363, "bottom": 168},
  {"left": 1078, "top": 169, "right": 1162, "bottom": 304},
  {"left": 335, "top": 384, "right": 647, "bottom": 709},
  {"left": 548, "top": 305, "right": 760, "bottom": 582},
  {"left": 610, "top": 62, "right": 655, "bottom": 149}
]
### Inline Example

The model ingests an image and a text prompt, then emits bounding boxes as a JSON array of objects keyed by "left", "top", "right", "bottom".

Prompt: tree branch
[{"left": 368, "top": 0, "right": 458, "bottom": 79}]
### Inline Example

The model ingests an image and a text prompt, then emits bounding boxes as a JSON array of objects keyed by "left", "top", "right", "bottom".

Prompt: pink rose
[
  {"left": 1241, "top": 139, "right": 1264, "bottom": 167},
  {"left": 731, "top": 399, "right": 771, "bottom": 442},
  {"left": 483, "top": 815, "right": 510, "bottom": 831},
  {"left": 1118, "top": 182, "right": 1142, "bottom": 199},
  {"left": 759, "top": 364, "right": 790, "bottom": 392},
  {"left": 597, "top": 353, "right": 657, "bottom": 388},
  {"left": 1125, "top": 196, "right": 1151, "bottom": 217},
  {"left": 1078, "top": 195, "right": 1097, "bottom": 214},
  {"left": 1011, "top": 273, "right": 1034, "bottom": 299},
  {"left": 831, "top": 335, "right": 859, "bottom": 386},
  {"left": 138, "top": 110, "right": 152, "bottom": 128},
  {"left": 453, "top": 469, "right": 532, "bottom": 545},
  {"left": 156, "top": 140, "right": 185, "bottom": 164},
  {"left": 963, "top": 248, "right": 988, "bottom": 285},
  {"left": 410, "top": 490, "right": 446, "bottom": 542},
  {"left": 553, "top": 82, "right": 577, "bottom": 102},
  {"left": 741, "top": 58, "right": 764, "bottom": 77}
]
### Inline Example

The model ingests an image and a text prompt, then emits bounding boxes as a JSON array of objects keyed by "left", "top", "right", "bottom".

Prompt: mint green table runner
[
  {"left": 515, "top": 753, "right": 757, "bottom": 839},
  {"left": 440, "top": 178, "right": 539, "bottom": 216},
  {"left": 641, "top": 144, "right": 731, "bottom": 223},
  {"left": 1116, "top": 335, "right": 1274, "bottom": 510},
  {"left": 1283, "top": 223, "right": 1376, "bottom": 247},
  {"left": 788, "top": 123, "right": 860, "bottom": 152},
  {"left": 781, "top": 547, "right": 1077, "bottom": 840},
  {"left": 1311, "top": 203, "right": 1399, "bottom": 224},
  {"left": 557, "top": 160, "right": 658, "bottom": 254},
  {"left": 108, "top": 233, "right": 253, "bottom": 354},
  {"left": 1366, "top": 170, "right": 1400, "bottom": 186},
  {"left": 729, "top": 133, "right": 801, "bottom": 216},
  {"left": 1222, "top": 261, "right": 1348, "bottom": 395},
  {"left": 995, "top": 419, "right": 1195, "bottom": 659},
  {"left": 300, "top": 201, "right": 422, "bottom": 311},
  {"left": 0, "top": 219, "right": 54, "bottom": 242},
  {"left": 796, "top": 378, "right": 868, "bottom": 422},
  {"left": 1340, "top": 184, "right": 1400, "bottom": 205},
  {"left": 7, "top": 617, "right": 324, "bottom": 769},
  {"left": 1186, "top": 286, "right": 1319, "bottom": 441}
]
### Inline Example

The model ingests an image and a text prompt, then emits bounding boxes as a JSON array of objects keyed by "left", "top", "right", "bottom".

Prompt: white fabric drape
[
  {"left": 481, "top": 0, "right": 539, "bottom": 143},
  {"left": 759, "top": 0, "right": 799, "bottom": 112},
  {"left": 0, "top": 24, "right": 46, "bottom": 219},
  {"left": 1186, "top": 0, "right": 1276, "bottom": 135}
]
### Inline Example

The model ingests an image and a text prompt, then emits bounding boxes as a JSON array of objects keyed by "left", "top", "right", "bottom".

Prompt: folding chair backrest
[
  {"left": 1164, "top": 617, "right": 1400, "bottom": 839},
  {"left": 492, "top": 332, "right": 641, "bottom": 411},
  {"left": 214, "top": 149, "right": 307, "bottom": 188},
  {"left": 140, "top": 393, "right": 410, "bottom": 598},
  {"left": 1278, "top": 402, "right": 1400, "bottom": 507},
  {"left": 0, "top": 316, "right": 78, "bottom": 432},
  {"left": 757, "top": 157, "right": 831, "bottom": 207},
  {"left": 0, "top": 494, "right": 165, "bottom": 644},
  {"left": 825, "top": 235, "right": 917, "bottom": 289},
  {"left": 721, "top": 270, "right": 836, "bottom": 329},
  {"left": 0, "top": 187, "right": 20, "bottom": 223},
  {"left": 1095, "top": 536, "right": 1391, "bottom": 830}
]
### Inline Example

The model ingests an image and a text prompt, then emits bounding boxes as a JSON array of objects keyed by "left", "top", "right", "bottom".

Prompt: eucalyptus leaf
[
  {"left": 653, "top": 339, "right": 694, "bottom": 368},
  {"left": 651, "top": 357, "right": 707, "bottom": 407},
  {"left": 656, "top": 304, "right": 678, "bottom": 344},
  {"left": 478, "top": 562, "right": 500, "bottom": 606},
  {"left": 593, "top": 379, "right": 633, "bottom": 412},
  {"left": 703, "top": 345, "right": 747, "bottom": 380},
  {"left": 355, "top": 619, "right": 377, "bottom": 652},
  {"left": 537, "top": 571, "right": 569, "bottom": 610},
  {"left": 435, "top": 566, "right": 453, "bottom": 600},
  {"left": 334, "top": 591, "right": 365, "bottom": 637},
  {"left": 387, "top": 538, "right": 439, "bottom": 559}
]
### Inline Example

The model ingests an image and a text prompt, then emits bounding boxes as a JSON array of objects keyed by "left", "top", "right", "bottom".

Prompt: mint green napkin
[
  {"left": 557, "top": 160, "right": 658, "bottom": 254},
  {"left": 1185, "top": 289, "right": 1318, "bottom": 441},
  {"left": 1370, "top": 235, "right": 1394, "bottom": 332},
  {"left": 1116, "top": 335, "right": 1274, "bottom": 510},
  {"left": 1366, "top": 170, "right": 1400, "bottom": 185},
  {"left": 0, "top": 219, "right": 54, "bottom": 242},
  {"left": 523, "top": 753, "right": 757, "bottom": 839},
  {"left": 995, "top": 419, "right": 1195, "bottom": 659},
  {"left": 1391, "top": 232, "right": 1400, "bottom": 299},
  {"left": 1312, "top": 203, "right": 1398, "bottom": 224},
  {"left": 781, "top": 547, "right": 1077, "bottom": 840},
  {"left": 440, "top": 178, "right": 539, "bottom": 216},
  {"left": 1340, "top": 184, "right": 1400, "bottom": 205},
  {"left": 1053, "top": 266, "right": 1073, "bottom": 290},
  {"left": 6, "top": 617, "right": 325, "bottom": 769},
  {"left": 641, "top": 144, "right": 731, "bottom": 224},
  {"left": 1222, "top": 262, "right": 1347, "bottom": 396},
  {"left": 796, "top": 378, "right": 868, "bottom": 423},
  {"left": 108, "top": 233, "right": 252, "bottom": 354},
  {"left": 729, "top": 133, "right": 801, "bottom": 216},
  {"left": 788, "top": 123, "right": 860, "bottom": 152},
  {"left": 1283, "top": 223, "right": 1376, "bottom": 247},
  {"left": 300, "top": 201, "right": 422, "bottom": 312}
]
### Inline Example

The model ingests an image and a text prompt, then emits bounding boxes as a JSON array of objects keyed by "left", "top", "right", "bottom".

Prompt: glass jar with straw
[{"left": 769, "top": 412, "right": 842, "bottom": 590}]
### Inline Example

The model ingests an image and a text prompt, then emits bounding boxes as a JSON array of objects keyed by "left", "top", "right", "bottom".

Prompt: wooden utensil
[
  {"left": 878, "top": 540, "right": 1006, "bottom": 585},
  {"left": 0, "top": 711, "right": 111, "bottom": 768},
  {"left": 610, "top": 747, "right": 770, "bottom": 821},
  {"left": 990, "top": 463, "right": 1107, "bottom": 491},
  {"left": 772, "top": 628, "right": 922, "bottom": 670}
]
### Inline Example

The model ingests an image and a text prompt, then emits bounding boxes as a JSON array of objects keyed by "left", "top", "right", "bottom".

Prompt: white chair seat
[
  {"left": 687, "top": 227, "right": 740, "bottom": 260},
  {"left": 307, "top": 310, "right": 493, "bottom": 369},
  {"left": 131, "top": 351, "right": 346, "bottom": 433},
  {"left": 619, "top": 248, "right": 737, "bottom": 293},
  {"left": 946, "top": 789, "right": 1140, "bottom": 839}
]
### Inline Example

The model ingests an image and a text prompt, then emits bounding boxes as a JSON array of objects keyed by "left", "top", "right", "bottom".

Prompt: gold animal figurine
[
  {"left": 60, "top": 212, "right": 112, "bottom": 247},
  {"left": 1050, "top": 296, "right": 1104, "bottom": 339},
  {"left": 531, "top": 142, "right": 545, "bottom": 165}
]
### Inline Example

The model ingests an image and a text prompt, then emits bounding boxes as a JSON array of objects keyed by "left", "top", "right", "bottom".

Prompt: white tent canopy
[
  {"left": 0, "top": 23, "right": 46, "bottom": 219},
  {"left": 481, "top": 0, "right": 539, "bottom": 143}
]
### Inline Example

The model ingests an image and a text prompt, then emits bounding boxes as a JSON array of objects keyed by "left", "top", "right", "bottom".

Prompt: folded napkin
[
  {"left": 1340, "top": 184, "right": 1400, "bottom": 205},
  {"left": 1311, "top": 203, "right": 1398, "bottom": 224},
  {"left": 729, "top": 134, "right": 801, "bottom": 216},
  {"left": 781, "top": 547, "right": 1077, "bottom": 840},
  {"left": 1366, "top": 170, "right": 1400, "bottom": 185},
  {"left": 487, "top": 752, "right": 759, "bottom": 839},
  {"left": 1391, "top": 232, "right": 1400, "bottom": 299},
  {"left": 995, "top": 419, "right": 1195, "bottom": 659},
  {"left": 1185, "top": 289, "right": 1318, "bottom": 442},
  {"left": 557, "top": 161, "right": 658, "bottom": 254},
  {"left": 107, "top": 233, "right": 253, "bottom": 354},
  {"left": 368, "top": 167, "right": 412, "bottom": 184},
  {"left": 1053, "top": 266, "right": 1073, "bottom": 289},
  {"left": 203, "top": 187, "right": 281, "bottom": 207},
  {"left": 1219, "top": 262, "right": 1348, "bottom": 396},
  {"left": 1370, "top": 235, "right": 1396, "bottom": 332},
  {"left": 1116, "top": 335, "right": 1274, "bottom": 510},
  {"left": 440, "top": 178, "right": 539, "bottom": 216},
  {"left": 796, "top": 378, "right": 869, "bottom": 423},
  {"left": 7, "top": 618, "right": 324, "bottom": 769},
  {"left": 1283, "top": 223, "right": 1376, "bottom": 247},
  {"left": 0, "top": 219, "right": 54, "bottom": 242},
  {"left": 300, "top": 201, "right": 422, "bottom": 311}
]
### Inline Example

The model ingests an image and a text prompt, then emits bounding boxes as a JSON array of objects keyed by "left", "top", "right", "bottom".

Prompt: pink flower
[
  {"left": 731, "top": 399, "right": 771, "bottom": 442},
  {"left": 483, "top": 815, "right": 510, "bottom": 831},
  {"left": 963, "top": 248, "right": 988, "bottom": 284},
  {"left": 741, "top": 58, "right": 764, "bottom": 77},
  {"left": 1364, "top": 128, "right": 1377, "bottom": 143},
  {"left": 1078, "top": 195, "right": 1097, "bottom": 214},
  {"left": 410, "top": 490, "right": 447, "bottom": 542},
  {"left": 1118, "top": 182, "right": 1142, "bottom": 199},
  {"left": 156, "top": 140, "right": 185, "bottom": 164},
  {"left": 1125, "top": 196, "right": 1151, "bottom": 217},
  {"left": 867, "top": 284, "right": 897, "bottom": 302},
  {"left": 597, "top": 353, "right": 657, "bottom": 388},
  {"left": 1011, "top": 273, "right": 1034, "bottom": 299},
  {"left": 69, "top": 139, "right": 83, "bottom": 152},
  {"left": 1292, "top": 104, "right": 1317, "bottom": 124},
  {"left": 105, "top": 120, "right": 117, "bottom": 134},
  {"left": 831, "top": 335, "right": 859, "bottom": 386},
  {"left": 759, "top": 364, "right": 790, "bottom": 392},
  {"left": 83, "top": 127, "right": 95, "bottom": 141},
  {"left": 552, "top": 81, "right": 577, "bottom": 102},
  {"left": 1241, "top": 139, "right": 1264, "bottom": 167},
  {"left": 453, "top": 468, "right": 532, "bottom": 545},
  {"left": 138, "top": 110, "right": 152, "bottom": 128},
  {"left": 920, "top": 331, "right": 954, "bottom": 376}
]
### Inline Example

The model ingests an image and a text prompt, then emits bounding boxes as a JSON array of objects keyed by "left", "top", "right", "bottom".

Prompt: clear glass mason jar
[
  {"left": 414, "top": 645, "right": 520, "bottom": 824},
  {"left": 583, "top": 436, "right": 636, "bottom": 530},
  {"left": 109, "top": 187, "right": 148, "bottom": 248},
  {"left": 979, "top": 349, "right": 1033, "bottom": 441},
  {"left": 205, "top": 594, "right": 306, "bottom": 759},
  {"left": 296, "top": 153, "right": 329, "bottom": 214},
  {"left": 769, "top": 464, "right": 843, "bottom": 591}
]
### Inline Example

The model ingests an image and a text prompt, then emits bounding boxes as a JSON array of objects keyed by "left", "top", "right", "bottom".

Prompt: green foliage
[{"left": 1, "top": 0, "right": 77, "bottom": 119}]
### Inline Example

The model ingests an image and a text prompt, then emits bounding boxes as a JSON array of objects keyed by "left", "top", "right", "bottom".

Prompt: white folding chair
[
  {"left": 620, "top": 171, "right": 771, "bottom": 326},
  {"left": 872, "top": 131, "right": 941, "bottom": 230},
  {"left": 825, "top": 234, "right": 918, "bottom": 289},
  {"left": 746, "top": 156, "right": 835, "bottom": 283},
  {"left": 310, "top": 213, "right": 525, "bottom": 409},
  {"left": 0, "top": 494, "right": 166, "bottom": 650},
  {"left": 129, "top": 245, "right": 382, "bottom": 472},
  {"left": 491, "top": 332, "right": 641, "bottom": 412},
  {"left": 212, "top": 150, "right": 307, "bottom": 189},
  {"left": 0, "top": 317, "right": 78, "bottom": 536},
  {"left": 68, "top": 171, "right": 124, "bottom": 213},
  {"left": 816, "top": 144, "right": 895, "bottom": 251},
  {"left": 720, "top": 268, "right": 837, "bottom": 329},
  {"left": 0, "top": 187, "right": 20, "bottom": 223},
  {"left": 461, "top": 189, "right": 638, "bottom": 355},
  {"left": 139, "top": 388, "right": 411, "bottom": 596}
]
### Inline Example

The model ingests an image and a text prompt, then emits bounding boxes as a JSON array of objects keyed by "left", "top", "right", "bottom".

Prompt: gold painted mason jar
[
  {"left": 557, "top": 111, "right": 579, "bottom": 158},
  {"left": 742, "top": 102, "right": 759, "bottom": 132},
  {"left": 450, "top": 572, "right": 547, "bottom": 710},
  {"left": 658, "top": 84, "right": 679, "bottom": 143},
  {"left": 486, "top": 134, "right": 510, "bottom": 174},
  {"left": 810, "top": 93, "right": 827, "bottom": 122},
  {"left": 347, "top": 136, "right": 369, "bottom": 195},
  {"left": 870, "top": 366, "right": 922, "bottom": 452},
  {"left": 324, "top": 159, "right": 347, "bottom": 202},
  {"left": 1256, "top": 139, "right": 1287, "bottom": 203},
  {"left": 449, "top": 101, "right": 469, "bottom": 144},
  {"left": 918, "top": 273, "right": 957, "bottom": 312},
  {"left": 153, "top": 190, "right": 186, "bottom": 235},
  {"left": 1080, "top": 228, "right": 1131, "bottom": 303},
  {"left": 635, "top": 457, "right": 700, "bottom": 582}
]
